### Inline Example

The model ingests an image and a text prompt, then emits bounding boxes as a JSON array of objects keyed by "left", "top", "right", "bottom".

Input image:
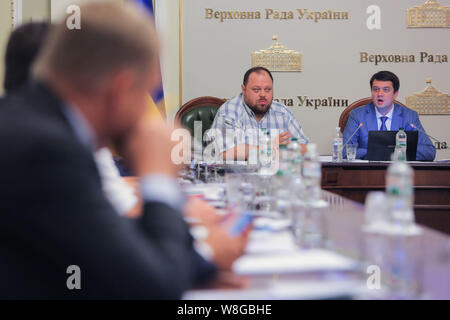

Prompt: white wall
[
  {"left": 4, "top": 0, "right": 448, "bottom": 159},
  {"left": 182, "top": 0, "right": 450, "bottom": 159}
]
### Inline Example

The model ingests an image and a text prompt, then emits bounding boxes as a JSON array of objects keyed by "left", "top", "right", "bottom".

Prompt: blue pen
[{"left": 229, "top": 213, "right": 254, "bottom": 237}]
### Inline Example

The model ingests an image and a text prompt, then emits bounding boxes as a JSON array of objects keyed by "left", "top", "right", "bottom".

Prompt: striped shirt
[{"left": 208, "top": 93, "right": 309, "bottom": 153}]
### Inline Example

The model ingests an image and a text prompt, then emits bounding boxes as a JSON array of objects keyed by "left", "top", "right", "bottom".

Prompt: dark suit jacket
[
  {"left": 0, "top": 91, "right": 24, "bottom": 109},
  {"left": 0, "top": 82, "right": 216, "bottom": 299},
  {"left": 342, "top": 102, "right": 436, "bottom": 161}
]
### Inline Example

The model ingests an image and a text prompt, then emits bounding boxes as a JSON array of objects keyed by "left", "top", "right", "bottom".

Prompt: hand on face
[{"left": 121, "top": 118, "right": 181, "bottom": 178}]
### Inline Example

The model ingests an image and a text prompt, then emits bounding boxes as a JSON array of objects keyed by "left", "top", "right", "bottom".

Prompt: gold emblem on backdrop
[
  {"left": 406, "top": 79, "right": 450, "bottom": 114},
  {"left": 407, "top": 0, "right": 450, "bottom": 28},
  {"left": 251, "top": 36, "right": 302, "bottom": 72}
]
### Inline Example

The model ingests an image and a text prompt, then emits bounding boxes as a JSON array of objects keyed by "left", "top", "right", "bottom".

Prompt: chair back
[
  {"left": 339, "top": 97, "right": 408, "bottom": 132},
  {"left": 174, "top": 96, "right": 226, "bottom": 144}
]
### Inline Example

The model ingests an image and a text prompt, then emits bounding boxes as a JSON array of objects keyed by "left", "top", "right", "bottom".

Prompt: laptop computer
[{"left": 366, "top": 130, "right": 418, "bottom": 161}]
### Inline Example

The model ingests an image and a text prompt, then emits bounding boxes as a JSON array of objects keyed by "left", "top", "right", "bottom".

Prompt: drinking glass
[{"left": 346, "top": 144, "right": 357, "bottom": 161}]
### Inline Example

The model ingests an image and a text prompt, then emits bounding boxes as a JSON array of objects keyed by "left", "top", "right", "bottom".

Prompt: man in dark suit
[
  {"left": 0, "top": 2, "right": 245, "bottom": 299},
  {"left": 343, "top": 71, "right": 436, "bottom": 161},
  {"left": 0, "top": 22, "right": 51, "bottom": 110}
]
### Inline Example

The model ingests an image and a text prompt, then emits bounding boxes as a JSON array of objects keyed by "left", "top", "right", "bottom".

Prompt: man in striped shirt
[{"left": 209, "top": 66, "right": 309, "bottom": 161}]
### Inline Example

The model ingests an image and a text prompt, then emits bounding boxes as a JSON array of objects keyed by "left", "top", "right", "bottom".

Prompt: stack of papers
[{"left": 236, "top": 228, "right": 358, "bottom": 274}]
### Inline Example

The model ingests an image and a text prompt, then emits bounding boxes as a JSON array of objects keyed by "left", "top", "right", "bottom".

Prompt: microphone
[
  {"left": 408, "top": 123, "right": 447, "bottom": 149},
  {"left": 344, "top": 122, "right": 364, "bottom": 146}
]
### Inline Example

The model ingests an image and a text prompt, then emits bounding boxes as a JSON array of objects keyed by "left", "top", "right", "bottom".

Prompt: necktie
[{"left": 380, "top": 116, "right": 388, "bottom": 131}]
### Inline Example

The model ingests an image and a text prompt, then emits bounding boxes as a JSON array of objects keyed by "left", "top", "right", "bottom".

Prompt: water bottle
[
  {"left": 290, "top": 173, "right": 306, "bottom": 245},
  {"left": 287, "top": 137, "right": 302, "bottom": 174},
  {"left": 395, "top": 128, "right": 407, "bottom": 161},
  {"left": 278, "top": 144, "right": 291, "bottom": 175},
  {"left": 274, "top": 145, "right": 292, "bottom": 219},
  {"left": 275, "top": 168, "right": 292, "bottom": 221},
  {"left": 384, "top": 176, "right": 423, "bottom": 300},
  {"left": 332, "top": 127, "right": 343, "bottom": 162},
  {"left": 302, "top": 143, "right": 321, "bottom": 203},
  {"left": 362, "top": 192, "right": 390, "bottom": 283},
  {"left": 386, "top": 154, "right": 414, "bottom": 227},
  {"left": 364, "top": 164, "right": 423, "bottom": 299},
  {"left": 385, "top": 229, "right": 423, "bottom": 299},
  {"left": 258, "top": 130, "right": 273, "bottom": 175}
]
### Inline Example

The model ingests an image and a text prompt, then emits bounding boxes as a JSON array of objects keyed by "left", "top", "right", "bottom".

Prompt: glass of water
[
  {"left": 346, "top": 144, "right": 357, "bottom": 161},
  {"left": 225, "top": 173, "right": 255, "bottom": 212}
]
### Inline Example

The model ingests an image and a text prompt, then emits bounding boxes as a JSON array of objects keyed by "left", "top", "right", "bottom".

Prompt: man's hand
[
  {"left": 277, "top": 131, "right": 292, "bottom": 145},
  {"left": 184, "top": 197, "right": 222, "bottom": 225},
  {"left": 184, "top": 198, "right": 251, "bottom": 270},
  {"left": 123, "top": 118, "right": 180, "bottom": 177},
  {"left": 206, "top": 220, "right": 251, "bottom": 270}
]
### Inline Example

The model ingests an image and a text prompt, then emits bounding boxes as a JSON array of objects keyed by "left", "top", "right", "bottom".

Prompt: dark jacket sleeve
[
  {"left": 0, "top": 122, "right": 216, "bottom": 299},
  {"left": 407, "top": 112, "right": 436, "bottom": 161},
  {"left": 343, "top": 110, "right": 367, "bottom": 160}
]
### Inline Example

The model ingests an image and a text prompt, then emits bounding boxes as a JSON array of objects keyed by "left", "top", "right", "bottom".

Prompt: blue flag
[{"left": 135, "top": 0, "right": 166, "bottom": 119}]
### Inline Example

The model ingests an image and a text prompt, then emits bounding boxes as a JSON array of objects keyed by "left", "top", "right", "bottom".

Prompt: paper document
[
  {"left": 233, "top": 249, "right": 358, "bottom": 275},
  {"left": 183, "top": 279, "right": 365, "bottom": 300}
]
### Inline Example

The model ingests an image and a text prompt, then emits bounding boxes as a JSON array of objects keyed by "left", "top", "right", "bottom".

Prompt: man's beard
[{"left": 248, "top": 100, "right": 271, "bottom": 116}]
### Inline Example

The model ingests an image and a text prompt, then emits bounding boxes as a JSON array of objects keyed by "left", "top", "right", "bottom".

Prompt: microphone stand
[
  {"left": 408, "top": 123, "right": 447, "bottom": 149},
  {"left": 343, "top": 123, "right": 364, "bottom": 147}
]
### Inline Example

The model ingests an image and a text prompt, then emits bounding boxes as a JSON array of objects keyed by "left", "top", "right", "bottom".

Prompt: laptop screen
[{"left": 367, "top": 130, "right": 418, "bottom": 161}]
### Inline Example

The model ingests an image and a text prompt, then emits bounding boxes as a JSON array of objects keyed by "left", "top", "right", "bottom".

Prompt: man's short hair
[
  {"left": 33, "top": 2, "right": 158, "bottom": 94},
  {"left": 370, "top": 71, "right": 400, "bottom": 93},
  {"left": 243, "top": 66, "right": 273, "bottom": 86},
  {"left": 4, "top": 22, "right": 51, "bottom": 93}
]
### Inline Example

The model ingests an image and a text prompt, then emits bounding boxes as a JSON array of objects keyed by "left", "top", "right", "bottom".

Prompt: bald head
[{"left": 33, "top": 1, "right": 159, "bottom": 95}]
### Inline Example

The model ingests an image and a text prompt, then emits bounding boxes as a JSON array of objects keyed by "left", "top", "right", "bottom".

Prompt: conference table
[
  {"left": 321, "top": 161, "right": 450, "bottom": 235},
  {"left": 177, "top": 178, "right": 450, "bottom": 300},
  {"left": 124, "top": 168, "right": 450, "bottom": 299}
]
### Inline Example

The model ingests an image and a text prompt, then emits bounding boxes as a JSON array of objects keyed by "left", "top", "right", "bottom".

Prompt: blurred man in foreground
[{"left": 0, "top": 2, "right": 248, "bottom": 299}]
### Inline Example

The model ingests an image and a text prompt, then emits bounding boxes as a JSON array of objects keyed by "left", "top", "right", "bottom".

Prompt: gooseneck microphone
[
  {"left": 344, "top": 122, "right": 364, "bottom": 146},
  {"left": 408, "top": 123, "right": 447, "bottom": 149}
]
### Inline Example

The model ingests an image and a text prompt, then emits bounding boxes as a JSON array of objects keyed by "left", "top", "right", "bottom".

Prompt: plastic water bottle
[
  {"left": 385, "top": 158, "right": 423, "bottom": 298},
  {"left": 332, "top": 127, "right": 343, "bottom": 162},
  {"left": 275, "top": 170, "right": 292, "bottom": 221},
  {"left": 386, "top": 154, "right": 414, "bottom": 227},
  {"left": 258, "top": 130, "right": 273, "bottom": 175},
  {"left": 276, "top": 144, "right": 289, "bottom": 174},
  {"left": 362, "top": 192, "right": 389, "bottom": 281},
  {"left": 362, "top": 190, "right": 423, "bottom": 299},
  {"left": 290, "top": 173, "right": 306, "bottom": 244},
  {"left": 287, "top": 137, "right": 302, "bottom": 174},
  {"left": 395, "top": 128, "right": 407, "bottom": 161},
  {"left": 302, "top": 143, "right": 321, "bottom": 203},
  {"left": 362, "top": 164, "right": 423, "bottom": 299}
]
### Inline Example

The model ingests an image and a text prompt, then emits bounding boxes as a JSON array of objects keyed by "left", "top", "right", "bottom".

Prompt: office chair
[
  {"left": 339, "top": 97, "right": 407, "bottom": 133},
  {"left": 175, "top": 96, "right": 226, "bottom": 145}
]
